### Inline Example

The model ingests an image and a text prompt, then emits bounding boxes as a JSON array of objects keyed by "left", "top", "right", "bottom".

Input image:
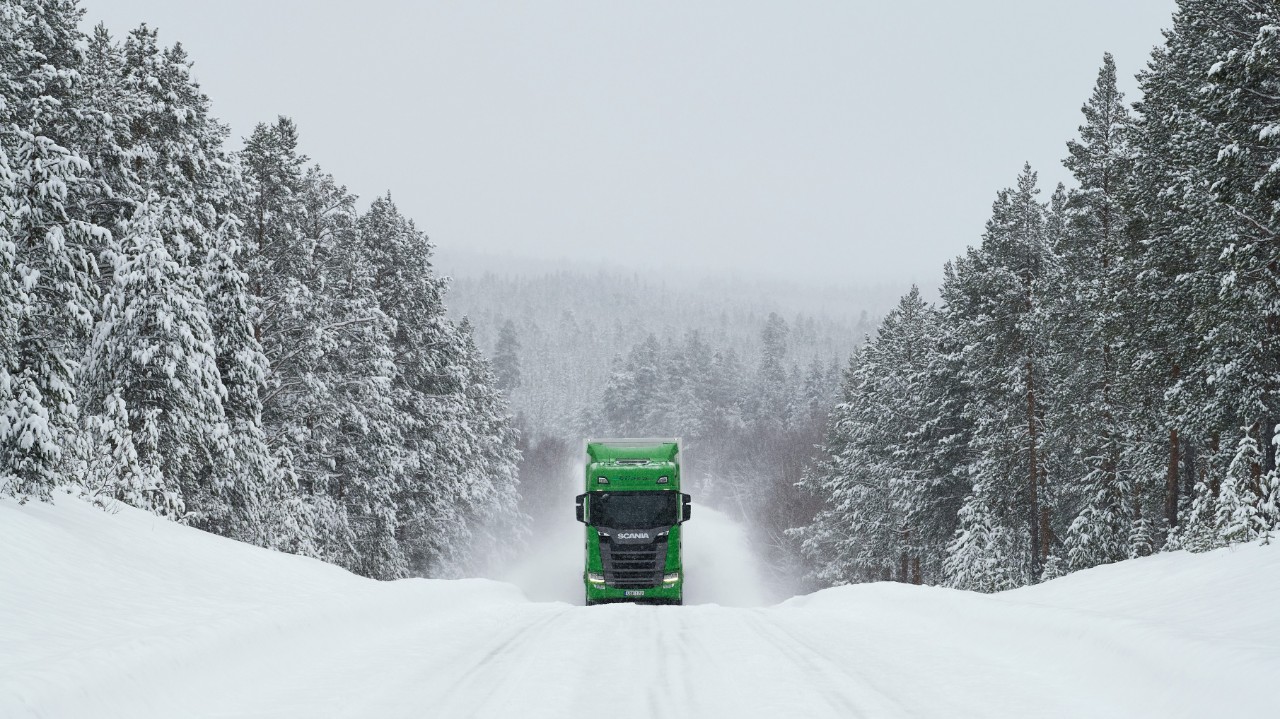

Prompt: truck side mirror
[
  {"left": 575, "top": 494, "right": 586, "bottom": 523},
  {"left": 681, "top": 493, "right": 692, "bottom": 522}
]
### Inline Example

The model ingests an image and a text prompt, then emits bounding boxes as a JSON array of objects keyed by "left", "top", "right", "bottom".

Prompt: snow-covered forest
[
  {"left": 796, "top": 1, "right": 1280, "bottom": 591},
  {"left": 0, "top": 0, "right": 521, "bottom": 579}
]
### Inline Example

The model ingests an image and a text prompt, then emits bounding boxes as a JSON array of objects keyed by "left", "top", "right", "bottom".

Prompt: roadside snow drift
[{"left": 4, "top": 494, "right": 1279, "bottom": 718}]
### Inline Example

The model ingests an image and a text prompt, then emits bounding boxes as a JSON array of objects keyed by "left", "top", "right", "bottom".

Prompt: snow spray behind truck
[{"left": 575, "top": 439, "right": 691, "bottom": 605}]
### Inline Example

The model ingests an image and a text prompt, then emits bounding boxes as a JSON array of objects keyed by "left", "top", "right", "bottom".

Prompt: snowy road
[{"left": 4, "top": 496, "right": 1279, "bottom": 719}]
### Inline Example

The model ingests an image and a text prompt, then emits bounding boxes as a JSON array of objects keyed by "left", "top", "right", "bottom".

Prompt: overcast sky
[{"left": 86, "top": 0, "right": 1175, "bottom": 285}]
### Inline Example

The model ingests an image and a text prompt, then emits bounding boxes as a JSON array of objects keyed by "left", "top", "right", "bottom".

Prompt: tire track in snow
[
  {"left": 744, "top": 609, "right": 909, "bottom": 718},
  {"left": 676, "top": 608, "right": 821, "bottom": 718},
  {"left": 428, "top": 605, "right": 575, "bottom": 717},
  {"left": 658, "top": 609, "right": 694, "bottom": 713}
]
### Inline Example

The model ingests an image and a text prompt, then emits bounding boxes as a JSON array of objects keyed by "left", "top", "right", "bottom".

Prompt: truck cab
[{"left": 576, "top": 439, "right": 691, "bottom": 606}]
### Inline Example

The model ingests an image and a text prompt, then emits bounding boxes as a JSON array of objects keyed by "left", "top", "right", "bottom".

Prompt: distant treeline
[
  {"left": 0, "top": 0, "right": 521, "bottom": 579},
  {"left": 448, "top": 269, "right": 879, "bottom": 436},
  {"left": 796, "top": 1, "right": 1280, "bottom": 590}
]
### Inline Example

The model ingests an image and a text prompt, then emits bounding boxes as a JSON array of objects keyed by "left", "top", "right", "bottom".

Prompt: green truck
[{"left": 575, "top": 439, "right": 691, "bottom": 606}]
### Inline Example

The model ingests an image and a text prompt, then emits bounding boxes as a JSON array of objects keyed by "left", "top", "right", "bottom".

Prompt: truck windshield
[{"left": 592, "top": 491, "right": 679, "bottom": 529}]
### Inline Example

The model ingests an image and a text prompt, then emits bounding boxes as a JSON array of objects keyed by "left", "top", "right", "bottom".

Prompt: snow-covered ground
[{"left": 4, "top": 494, "right": 1278, "bottom": 718}]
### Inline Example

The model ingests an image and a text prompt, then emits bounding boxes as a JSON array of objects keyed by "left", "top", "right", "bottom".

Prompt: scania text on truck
[{"left": 575, "top": 439, "right": 691, "bottom": 605}]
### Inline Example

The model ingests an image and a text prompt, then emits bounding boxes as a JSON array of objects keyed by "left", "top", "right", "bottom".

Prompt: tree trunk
[
  {"left": 899, "top": 526, "right": 911, "bottom": 583},
  {"left": 1166, "top": 427, "right": 1180, "bottom": 528},
  {"left": 1101, "top": 343, "right": 1118, "bottom": 515},
  {"left": 1166, "top": 363, "right": 1181, "bottom": 527},
  {"left": 1266, "top": 415, "right": 1277, "bottom": 477},
  {"left": 1039, "top": 504, "right": 1052, "bottom": 561},
  {"left": 1250, "top": 420, "right": 1264, "bottom": 499},
  {"left": 1027, "top": 355, "right": 1042, "bottom": 577},
  {"left": 1210, "top": 433, "right": 1221, "bottom": 498},
  {"left": 1182, "top": 437, "right": 1197, "bottom": 497}
]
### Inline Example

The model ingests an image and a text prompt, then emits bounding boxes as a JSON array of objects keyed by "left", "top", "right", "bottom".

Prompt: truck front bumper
[{"left": 585, "top": 580, "right": 682, "bottom": 605}]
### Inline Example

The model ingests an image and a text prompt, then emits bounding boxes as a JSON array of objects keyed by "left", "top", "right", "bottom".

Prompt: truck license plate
[{"left": 625, "top": 590, "right": 645, "bottom": 597}]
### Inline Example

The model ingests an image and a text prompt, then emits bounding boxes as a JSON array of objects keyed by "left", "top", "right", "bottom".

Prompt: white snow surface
[{"left": 4, "top": 494, "right": 1279, "bottom": 718}]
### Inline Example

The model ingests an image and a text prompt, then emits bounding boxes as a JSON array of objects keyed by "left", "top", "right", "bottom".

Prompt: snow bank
[
  {"left": 1007, "top": 542, "right": 1280, "bottom": 645},
  {"left": 0, "top": 494, "right": 524, "bottom": 718},
  {"left": 780, "top": 544, "right": 1280, "bottom": 717}
]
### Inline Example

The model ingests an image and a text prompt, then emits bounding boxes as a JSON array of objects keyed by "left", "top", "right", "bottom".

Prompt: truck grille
[{"left": 602, "top": 540, "right": 667, "bottom": 588}]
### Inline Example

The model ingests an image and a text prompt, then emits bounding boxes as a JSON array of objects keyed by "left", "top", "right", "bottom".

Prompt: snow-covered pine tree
[
  {"left": 1126, "top": 2, "right": 1223, "bottom": 544},
  {"left": 886, "top": 287, "right": 970, "bottom": 583},
  {"left": 600, "top": 334, "right": 663, "bottom": 437},
  {"left": 79, "top": 200, "right": 223, "bottom": 518},
  {"left": 74, "top": 24, "right": 141, "bottom": 227},
  {"left": 665, "top": 331, "right": 715, "bottom": 448},
  {"left": 697, "top": 346, "right": 747, "bottom": 503},
  {"left": 796, "top": 287, "right": 967, "bottom": 585},
  {"left": 355, "top": 194, "right": 449, "bottom": 576},
  {"left": 492, "top": 319, "right": 522, "bottom": 393},
  {"left": 119, "top": 27, "right": 221, "bottom": 226},
  {"left": 0, "top": 2, "right": 19, "bottom": 493},
  {"left": 943, "top": 476, "right": 1023, "bottom": 593},
  {"left": 856, "top": 292, "right": 918, "bottom": 582},
  {"left": 315, "top": 193, "right": 406, "bottom": 579},
  {"left": 943, "top": 164, "right": 1054, "bottom": 588},
  {"left": 237, "top": 119, "right": 359, "bottom": 566},
  {"left": 753, "top": 312, "right": 792, "bottom": 426},
  {"left": 447, "top": 317, "right": 524, "bottom": 575},
  {"left": 0, "top": 0, "right": 106, "bottom": 500},
  {"left": 1037, "top": 181, "right": 1074, "bottom": 525},
  {"left": 1215, "top": 426, "right": 1273, "bottom": 544},
  {"left": 200, "top": 227, "right": 296, "bottom": 548},
  {"left": 737, "top": 313, "right": 800, "bottom": 530},
  {"left": 1056, "top": 54, "right": 1146, "bottom": 569},
  {"left": 795, "top": 349, "right": 890, "bottom": 584}
]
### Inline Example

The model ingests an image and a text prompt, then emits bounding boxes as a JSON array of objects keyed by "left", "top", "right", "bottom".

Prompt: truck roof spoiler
[{"left": 585, "top": 438, "right": 681, "bottom": 465}]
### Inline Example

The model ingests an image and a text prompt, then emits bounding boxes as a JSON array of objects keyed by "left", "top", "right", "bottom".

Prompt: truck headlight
[
  {"left": 663, "top": 572, "right": 680, "bottom": 584},
  {"left": 587, "top": 572, "right": 605, "bottom": 584}
]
